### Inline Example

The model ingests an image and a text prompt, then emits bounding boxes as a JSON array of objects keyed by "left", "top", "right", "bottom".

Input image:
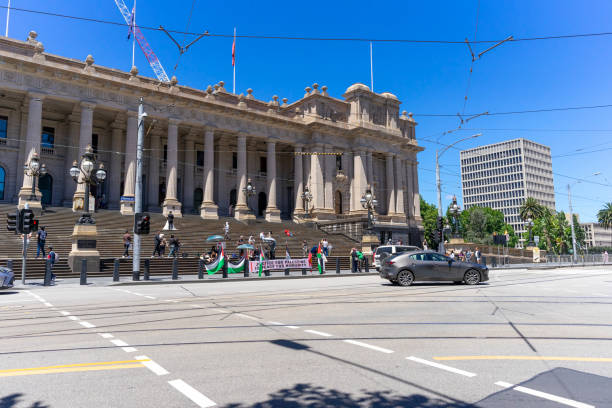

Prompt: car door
[
  {"left": 430, "top": 253, "right": 460, "bottom": 281},
  {"left": 411, "top": 252, "right": 437, "bottom": 281}
]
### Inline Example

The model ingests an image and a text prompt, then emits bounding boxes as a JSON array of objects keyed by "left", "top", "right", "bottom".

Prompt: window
[
  {"left": 409, "top": 253, "right": 426, "bottom": 261},
  {"left": 260, "top": 157, "right": 267, "bottom": 173},
  {"left": 196, "top": 151, "right": 204, "bottom": 167},
  {"left": 0, "top": 166, "right": 4, "bottom": 199},
  {"left": 92, "top": 134, "right": 98, "bottom": 154},
  {"left": 336, "top": 155, "right": 342, "bottom": 171},
  {"left": 41, "top": 127, "right": 55, "bottom": 149},
  {"left": 0, "top": 116, "right": 7, "bottom": 140},
  {"left": 429, "top": 253, "right": 449, "bottom": 262}
]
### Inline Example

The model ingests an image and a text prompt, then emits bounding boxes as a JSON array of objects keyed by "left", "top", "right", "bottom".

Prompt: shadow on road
[
  {"left": 223, "top": 383, "right": 474, "bottom": 408},
  {"left": 0, "top": 393, "right": 48, "bottom": 408}
]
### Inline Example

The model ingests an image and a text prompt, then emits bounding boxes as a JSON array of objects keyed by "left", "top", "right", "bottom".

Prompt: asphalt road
[{"left": 1, "top": 266, "right": 611, "bottom": 407}]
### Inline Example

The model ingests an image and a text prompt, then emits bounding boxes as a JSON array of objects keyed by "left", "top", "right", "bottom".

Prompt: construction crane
[{"left": 113, "top": 0, "right": 170, "bottom": 83}]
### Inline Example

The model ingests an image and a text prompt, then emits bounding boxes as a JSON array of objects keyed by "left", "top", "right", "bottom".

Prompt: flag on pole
[
  {"left": 127, "top": 6, "right": 135, "bottom": 40},
  {"left": 258, "top": 246, "right": 264, "bottom": 277},
  {"left": 316, "top": 243, "right": 326, "bottom": 274},
  {"left": 232, "top": 31, "right": 236, "bottom": 66}
]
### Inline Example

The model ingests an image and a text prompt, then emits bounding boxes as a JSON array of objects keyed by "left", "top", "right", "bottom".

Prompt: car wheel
[
  {"left": 464, "top": 269, "right": 481, "bottom": 285},
  {"left": 396, "top": 270, "right": 414, "bottom": 287}
]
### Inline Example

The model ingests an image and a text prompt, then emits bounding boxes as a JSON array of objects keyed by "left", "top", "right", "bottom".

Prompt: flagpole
[
  {"left": 233, "top": 27, "right": 236, "bottom": 94},
  {"left": 131, "top": 0, "right": 136, "bottom": 68},
  {"left": 5, "top": 0, "right": 10, "bottom": 37},
  {"left": 369, "top": 41, "right": 374, "bottom": 92}
]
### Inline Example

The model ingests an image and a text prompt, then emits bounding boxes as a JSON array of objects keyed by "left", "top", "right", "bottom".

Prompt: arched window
[{"left": 0, "top": 166, "right": 5, "bottom": 200}]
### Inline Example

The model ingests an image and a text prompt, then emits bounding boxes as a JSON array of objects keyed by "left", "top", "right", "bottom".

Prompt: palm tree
[
  {"left": 520, "top": 197, "right": 545, "bottom": 221},
  {"left": 598, "top": 202, "right": 612, "bottom": 229}
]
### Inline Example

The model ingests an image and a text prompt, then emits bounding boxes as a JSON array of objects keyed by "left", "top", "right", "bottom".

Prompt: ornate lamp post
[
  {"left": 242, "top": 178, "right": 256, "bottom": 215},
  {"left": 70, "top": 145, "right": 106, "bottom": 224},
  {"left": 23, "top": 152, "right": 47, "bottom": 201},
  {"left": 525, "top": 217, "right": 535, "bottom": 248},
  {"left": 448, "top": 195, "right": 461, "bottom": 238},
  {"left": 301, "top": 185, "right": 313, "bottom": 217},
  {"left": 360, "top": 185, "right": 378, "bottom": 233}
]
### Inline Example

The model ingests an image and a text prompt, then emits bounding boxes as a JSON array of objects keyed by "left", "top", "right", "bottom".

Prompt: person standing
[
  {"left": 302, "top": 240, "right": 308, "bottom": 257},
  {"left": 475, "top": 247, "right": 482, "bottom": 264},
  {"left": 152, "top": 231, "right": 163, "bottom": 258},
  {"left": 423, "top": 241, "right": 428, "bottom": 250},
  {"left": 47, "top": 246, "right": 57, "bottom": 282},
  {"left": 168, "top": 234, "right": 179, "bottom": 258},
  {"left": 36, "top": 226, "right": 47, "bottom": 259},
  {"left": 322, "top": 238, "right": 329, "bottom": 257},
  {"left": 350, "top": 248, "right": 359, "bottom": 273},
  {"left": 122, "top": 230, "right": 132, "bottom": 258},
  {"left": 604, "top": 250, "right": 609, "bottom": 264},
  {"left": 224, "top": 222, "right": 230, "bottom": 241}
]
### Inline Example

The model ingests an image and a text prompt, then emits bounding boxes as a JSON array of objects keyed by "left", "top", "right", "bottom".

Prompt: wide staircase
[{"left": 0, "top": 204, "right": 359, "bottom": 279}]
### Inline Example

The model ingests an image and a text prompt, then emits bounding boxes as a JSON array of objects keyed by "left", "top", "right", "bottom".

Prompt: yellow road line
[
  {"left": 0, "top": 359, "right": 150, "bottom": 374},
  {"left": 434, "top": 356, "right": 612, "bottom": 362},
  {"left": 0, "top": 364, "right": 144, "bottom": 377}
]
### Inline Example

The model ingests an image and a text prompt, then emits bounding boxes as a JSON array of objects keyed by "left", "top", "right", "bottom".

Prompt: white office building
[{"left": 460, "top": 138, "right": 555, "bottom": 234}]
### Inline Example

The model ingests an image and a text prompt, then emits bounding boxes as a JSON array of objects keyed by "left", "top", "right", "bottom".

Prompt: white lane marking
[
  {"left": 304, "top": 329, "right": 333, "bottom": 337},
  {"left": 213, "top": 309, "right": 228, "bottom": 313},
  {"left": 133, "top": 293, "right": 144, "bottom": 296},
  {"left": 169, "top": 300, "right": 180, "bottom": 303},
  {"left": 135, "top": 355, "right": 169, "bottom": 376},
  {"left": 43, "top": 302, "right": 53, "bottom": 307},
  {"left": 122, "top": 347, "right": 138, "bottom": 353},
  {"left": 406, "top": 356, "right": 477, "bottom": 378},
  {"left": 343, "top": 339, "right": 394, "bottom": 354},
  {"left": 494, "top": 381, "right": 514, "bottom": 388},
  {"left": 99, "top": 333, "right": 114, "bottom": 339},
  {"left": 60, "top": 311, "right": 70, "bottom": 316},
  {"left": 79, "top": 321, "right": 96, "bottom": 328},
  {"left": 285, "top": 325, "right": 300, "bottom": 329},
  {"left": 168, "top": 379, "right": 216, "bottom": 408},
  {"left": 236, "top": 313, "right": 259, "bottom": 321},
  {"left": 267, "top": 321, "right": 284, "bottom": 325},
  {"left": 144, "top": 296, "right": 156, "bottom": 299},
  {"left": 68, "top": 316, "right": 79, "bottom": 321},
  {"left": 508, "top": 384, "right": 595, "bottom": 408},
  {"left": 110, "top": 339, "right": 129, "bottom": 347},
  {"left": 191, "top": 304, "right": 202, "bottom": 308}
]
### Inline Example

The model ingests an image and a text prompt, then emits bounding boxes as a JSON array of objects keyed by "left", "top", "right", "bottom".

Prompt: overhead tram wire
[
  {"left": 2, "top": 5, "right": 612, "bottom": 45},
  {"left": 414, "top": 103, "right": 612, "bottom": 117}
]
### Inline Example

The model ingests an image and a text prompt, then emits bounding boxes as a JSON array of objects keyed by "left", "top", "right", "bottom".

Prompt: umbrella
[
  {"left": 262, "top": 237, "right": 277, "bottom": 243},
  {"left": 237, "top": 244, "right": 254, "bottom": 250},
  {"left": 206, "top": 235, "right": 224, "bottom": 242}
]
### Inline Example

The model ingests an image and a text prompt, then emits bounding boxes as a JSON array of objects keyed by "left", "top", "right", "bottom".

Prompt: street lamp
[
  {"left": 360, "top": 184, "right": 378, "bottom": 233},
  {"left": 70, "top": 145, "right": 106, "bottom": 224},
  {"left": 242, "top": 178, "right": 256, "bottom": 215},
  {"left": 436, "top": 133, "right": 482, "bottom": 253},
  {"left": 23, "top": 152, "right": 47, "bottom": 201},
  {"left": 448, "top": 195, "right": 461, "bottom": 238},
  {"left": 301, "top": 185, "right": 313, "bottom": 217},
  {"left": 568, "top": 172, "right": 601, "bottom": 263},
  {"left": 525, "top": 218, "right": 535, "bottom": 247}
]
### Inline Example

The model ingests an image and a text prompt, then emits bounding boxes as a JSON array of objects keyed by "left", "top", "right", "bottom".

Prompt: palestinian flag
[
  {"left": 316, "top": 243, "right": 326, "bottom": 274},
  {"left": 228, "top": 257, "right": 245, "bottom": 274},
  {"left": 258, "top": 248, "right": 265, "bottom": 277},
  {"left": 205, "top": 247, "right": 225, "bottom": 275}
]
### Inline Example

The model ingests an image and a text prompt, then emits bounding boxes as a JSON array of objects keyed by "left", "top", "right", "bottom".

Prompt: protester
[
  {"left": 47, "top": 246, "right": 57, "bottom": 282},
  {"left": 122, "top": 230, "right": 131, "bottom": 258},
  {"left": 36, "top": 226, "right": 47, "bottom": 259}
]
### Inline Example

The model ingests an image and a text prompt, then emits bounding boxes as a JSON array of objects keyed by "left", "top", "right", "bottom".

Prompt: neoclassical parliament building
[{"left": 0, "top": 31, "right": 424, "bottom": 244}]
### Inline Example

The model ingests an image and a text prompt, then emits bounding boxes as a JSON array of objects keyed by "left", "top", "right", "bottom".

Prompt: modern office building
[
  {"left": 460, "top": 138, "right": 555, "bottom": 234},
  {"left": 581, "top": 223, "right": 612, "bottom": 248}
]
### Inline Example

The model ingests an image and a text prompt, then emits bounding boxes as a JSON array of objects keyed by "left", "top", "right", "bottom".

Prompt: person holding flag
[
  {"left": 258, "top": 245, "right": 265, "bottom": 277},
  {"left": 316, "top": 240, "right": 327, "bottom": 274}
]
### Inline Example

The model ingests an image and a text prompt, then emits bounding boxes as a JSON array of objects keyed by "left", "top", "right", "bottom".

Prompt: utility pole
[
  {"left": 568, "top": 183, "right": 577, "bottom": 264},
  {"left": 133, "top": 97, "right": 145, "bottom": 277}
]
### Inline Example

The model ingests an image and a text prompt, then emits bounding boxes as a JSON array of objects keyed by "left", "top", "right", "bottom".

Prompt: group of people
[
  {"left": 120, "top": 230, "right": 181, "bottom": 258},
  {"left": 447, "top": 247, "right": 482, "bottom": 264}
]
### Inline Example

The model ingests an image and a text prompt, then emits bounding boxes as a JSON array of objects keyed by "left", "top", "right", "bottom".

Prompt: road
[{"left": 1, "top": 266, "right": 611, "bottom": 407}]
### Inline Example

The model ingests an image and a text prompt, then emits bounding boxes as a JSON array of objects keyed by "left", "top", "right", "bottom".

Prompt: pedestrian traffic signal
[
  {"left": 134, "top": 213, "right": 150, "bottom": 235},
  {"left": 31, "top": 219, "right": 39, "bottom": 233},
  {"left": 20, "top": 209, "right": 35, "bottom": 234},
  {"left": 6, "top": 211, "right": 18, "bottom": 233},
  {"left": 436, "top": 216, "right": 444, "bottom": 243}
]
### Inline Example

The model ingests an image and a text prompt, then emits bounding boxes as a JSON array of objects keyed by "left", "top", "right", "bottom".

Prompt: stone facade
[{"left": 0, "top": 32, "right": 423, "bottom": 240}]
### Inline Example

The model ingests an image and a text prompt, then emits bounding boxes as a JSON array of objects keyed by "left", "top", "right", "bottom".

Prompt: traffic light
[
  {"left": 6, "top": 211, "right": 19, "bottom": 233},
  {"left": 31, "top": 218, "right": 39, "bottom": 233},
  {"left": 436, "top": 216, "right": 444, "bottom": 242},
  {"left": 20, "top": 209, "right": 35, "bottom": 234},
  {"left": 134, "top": 213, "right": 151, "bottom": 235}
]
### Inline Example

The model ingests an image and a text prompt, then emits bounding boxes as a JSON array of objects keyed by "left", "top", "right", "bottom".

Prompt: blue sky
[{"left": 4, "top": 0, "right": 612, "bottom": 221}]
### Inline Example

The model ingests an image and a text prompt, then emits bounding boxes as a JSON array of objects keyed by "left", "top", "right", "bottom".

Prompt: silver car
[
  {"left": 373, "top": 245, "right": 420, "bottom": 271},
  {"left": 379, "top": 250, "right": 489, "bottom": 286},
  {"left": 0, "top": 266, "right": 14, "bottom": 289}
]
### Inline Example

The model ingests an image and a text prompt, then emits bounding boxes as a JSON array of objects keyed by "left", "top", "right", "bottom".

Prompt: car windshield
[{"left": 375, "top": 247, "right": 392, "bottom": 256}]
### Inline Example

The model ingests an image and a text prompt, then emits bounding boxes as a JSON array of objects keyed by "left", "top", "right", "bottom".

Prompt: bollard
[
  {"left": 144, "top": 259, "right": 150, "bottom": 281},
  {"left": 43, "top": 259, "right": 51, "bottom": 286},
  {"left": 113, "top": 259, "right": 120, "bottom": 282},
  {"left": 302, "top": 268, "right": 307, "bottom": 276},
  {"left": 172, "top": 258, "right": 179, "bottom": 280},
  {"left": 265, "top": 268, "right": 270, "bottom": 277},
  {"left": 244, "top": 259, "right": 249, "bottom": 277},
  {"left": 80, "top": 259, "right": 87, "bottom": 285},
  {"left": 335, "top": 257, "right": 340, "bottom": 274},
  {"left": 198, "top": 259, "right": 204, "bottom": 279},
  {"left": 222, "top": 256, "right": 228, "bottom": 279},
  {"left": 364, "top": 257, "right": 369, "bottom": 273},
  {"left": 284, "top": 267, "right": 290, "bottom": 276}
]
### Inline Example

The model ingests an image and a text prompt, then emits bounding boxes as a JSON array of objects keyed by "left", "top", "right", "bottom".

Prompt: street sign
[{"left": 534, "top": 235, "right": 540, "bottom": 244}]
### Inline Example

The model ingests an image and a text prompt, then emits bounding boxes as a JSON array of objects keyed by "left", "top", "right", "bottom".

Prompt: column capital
[
  {"left": 168, "top": 117, "right": 181, "bottom": 126},
  {"left": 80, "top": 101, "right": 96, "bottom": 111},
  {"left": 26, "top": 92, "right": 46, "bottom": 101},
  {"left": 386, "top": 152, "right": 395, "bottom": 158}
]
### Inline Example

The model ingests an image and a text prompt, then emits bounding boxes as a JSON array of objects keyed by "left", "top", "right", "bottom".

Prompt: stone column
[
  {"left": 72, "top": 102, "right": 95, "bottom": 210},
  {"left": 183, "top": 138, "right": 195, "bottom": 213},
  {"left": 405, "top": 156, "right": 415, "bottom": 221},
  {"left": 293, "top": 145, "right": 304, "bottom": 215},
  {"left": 366, "top": 151, "right": 374, "bottom": 186},
  {"left": 201, "top": 129, "right": 218, "bottom": 219},
  {"left": 147, "top": 130, "right": 160, "bottom": 211},
  {"left": 18, "top": 93, "right": 44, "bottom": 210},
  {"left": 310, "top": 146, "right": 324, "bottom": 214},
  {"left": 411, "top": 159, "right": 422, "bottom": 221},
  {"left": 324, "top": 147, "right": 335, "bottom": 214},
  {"left": 234, "top": 134, "right": 250, "bottom": 220},
  {"left": 62, "top": 114, "right": 80, "bottom": 206},
  {"left": 386, "top": 153, "right": 396, "bottom": 215},
  {"left": 351, "top": 151, "right": 368, "bottom": 215},
  {"left": 265, "top": 140, "right": 281, "bottom": 222},
  {"left": 120, "top": 111, "right": 138, "bottom": 215},
  {"left": 162, "top": 119, "right": 182, "bottom": 217},
  {"left": 395, "top": 155, "right": 405, "bottom": 217}
]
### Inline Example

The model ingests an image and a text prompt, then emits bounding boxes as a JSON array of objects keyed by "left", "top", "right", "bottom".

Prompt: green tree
[
  {"left": 420, "top": 197, "right": 442, "bottom": 248},
  {"left": 598, "top": 202, "right": 612, "bottom": 229},
  {"left": 458, "top": 206, "right": 516, "bottom": 246},
  {"left": 519, "top": 197, "right": 545, "bottom": 221}
]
